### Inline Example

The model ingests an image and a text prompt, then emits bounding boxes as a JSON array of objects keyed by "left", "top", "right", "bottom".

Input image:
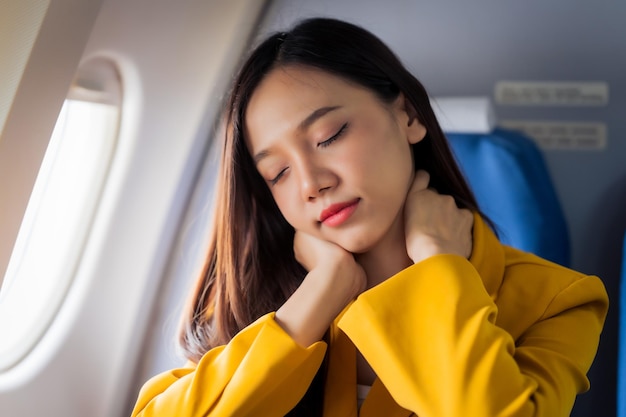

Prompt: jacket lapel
[{"left": 323, "top": 321, "right": 358, "bottom": 417}]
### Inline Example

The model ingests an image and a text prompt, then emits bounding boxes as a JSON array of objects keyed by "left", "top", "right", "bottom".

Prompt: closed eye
[
  {"left": 268, "top": 123, "right": 348, "bottom": 185},
  {"left": 318, "top": 123, "right": 348, "bottom": 148},
  {"left": 269, "top": 167, "right": 288, "bottom": 185}
]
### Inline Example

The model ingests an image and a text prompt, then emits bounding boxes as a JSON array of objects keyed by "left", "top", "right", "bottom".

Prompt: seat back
[{"left": 446, "top": 128, "right": 570, "bottom": 266}]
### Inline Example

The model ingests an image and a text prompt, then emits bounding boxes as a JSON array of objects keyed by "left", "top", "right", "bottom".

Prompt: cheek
[
  {"left": 355, "top": 138, "right": 413, "bottom": 186},
  {"left": 363, "top": 149, "right": 414, "bottom": 208},
  {"left": 271, "top": 188, "right": 304, "bottom": 228}
]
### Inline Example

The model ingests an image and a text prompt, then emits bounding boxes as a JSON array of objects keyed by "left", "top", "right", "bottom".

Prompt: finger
[{"left": 409, "top": 169, "right": 430, "bottom": 193}]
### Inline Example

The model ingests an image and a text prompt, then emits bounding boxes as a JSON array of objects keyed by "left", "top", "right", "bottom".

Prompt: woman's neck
[{"left": 355, "top": 214, "right": 413, "bottom": 289}]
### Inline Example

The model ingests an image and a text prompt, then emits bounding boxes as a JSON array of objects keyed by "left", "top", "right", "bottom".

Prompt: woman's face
[{"left": 245, "top": 66, "right": 426, "bottom": 253}]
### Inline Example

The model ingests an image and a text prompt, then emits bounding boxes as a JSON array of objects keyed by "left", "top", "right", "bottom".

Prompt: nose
[{"left": 295, "top": 158, "right": 335, "bottom": 201}]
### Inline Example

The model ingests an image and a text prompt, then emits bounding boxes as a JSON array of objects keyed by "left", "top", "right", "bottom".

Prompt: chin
[
  {"left": 334, "top": 221, "right": 399, "bottom": 255},
  {"left": 335, "top": 235, "right": 377, "bottom": 255}
]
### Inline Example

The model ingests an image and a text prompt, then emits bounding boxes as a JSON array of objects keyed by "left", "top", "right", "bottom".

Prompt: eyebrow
[
  {"left": 253, "top": 105, "right": 342, "bottom": 165},
  {"left": 298, "top": 105, "right": 341, "bottom": 131}
]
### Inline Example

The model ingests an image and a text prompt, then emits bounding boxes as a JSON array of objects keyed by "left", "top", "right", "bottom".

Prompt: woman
[{"left": 131, "top": 18, "right": 608, "bottom": 417}]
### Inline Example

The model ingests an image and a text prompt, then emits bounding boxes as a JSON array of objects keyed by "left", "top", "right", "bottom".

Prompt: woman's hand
[
  {"left": 404, "top": 170, "right": 474, "bottom": 264},
  {"left": 275, "top": 232, "right": 366, "bottom": 347},
  {"left": 294, "top": 231, "right": 367, "bottom": 299}
]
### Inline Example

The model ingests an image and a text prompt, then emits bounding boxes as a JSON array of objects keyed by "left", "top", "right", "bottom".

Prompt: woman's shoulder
[
  {"left": 501, "top": 244, "right": 597, "bottom": 290},
  {"left": 495, "top": 245, "right": 608, "bottom": 338}
]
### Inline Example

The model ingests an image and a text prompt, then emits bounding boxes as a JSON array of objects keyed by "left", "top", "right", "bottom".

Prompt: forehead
[
  {"left": 244, "top": 66, "right": 370, "bottom": 148},
  {"left": 249, "top": 65, "right": 357, "bottom": 114}
]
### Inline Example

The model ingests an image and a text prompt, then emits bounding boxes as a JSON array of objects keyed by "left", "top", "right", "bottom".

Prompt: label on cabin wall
[
  {"left": 495, "top": 81, "right": 609, "bottom": 106},
  {"left": 500, "top": 120, "right": 607, "bottom": 150}
]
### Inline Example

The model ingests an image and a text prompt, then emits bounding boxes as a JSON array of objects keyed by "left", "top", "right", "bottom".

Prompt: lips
[{"left": 319, "top": 198, "right": 360, "bottom": 226}]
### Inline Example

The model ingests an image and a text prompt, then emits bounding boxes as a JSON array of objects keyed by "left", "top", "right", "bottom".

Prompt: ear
[{"left": 393, "top": 93, "right": 427, "bottom": 144}]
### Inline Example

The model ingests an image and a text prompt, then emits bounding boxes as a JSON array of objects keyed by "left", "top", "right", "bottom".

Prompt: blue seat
[
  {"left": 618, "top": 231, "right": 626, "bottom": 417},
  {"left": 447, "top": 128, "right": 570, "bottom": 266}
]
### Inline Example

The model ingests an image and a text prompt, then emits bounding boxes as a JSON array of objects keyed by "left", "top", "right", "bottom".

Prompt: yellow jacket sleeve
[
  {"left": 131, "top": 312, "right": 326, "bottom": 417},
  {"left": 338, "top": 254, "right": 608, "bottom": 417}
]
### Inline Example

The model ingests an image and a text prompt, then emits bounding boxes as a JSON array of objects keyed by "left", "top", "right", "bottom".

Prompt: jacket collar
[{"left": 469, "top": 213, "right": 505, "bottom": 299}]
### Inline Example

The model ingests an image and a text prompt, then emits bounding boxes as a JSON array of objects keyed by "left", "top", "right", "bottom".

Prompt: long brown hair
[{"left": 178, "top": 16, "right": 484, "bottom": 414}]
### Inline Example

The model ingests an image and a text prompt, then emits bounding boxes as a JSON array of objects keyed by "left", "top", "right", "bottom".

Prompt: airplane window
[{"left": 0, "top": 58, "right": 121, "bottom": 371}]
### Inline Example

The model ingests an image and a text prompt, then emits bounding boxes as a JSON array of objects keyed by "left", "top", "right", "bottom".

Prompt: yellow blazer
[{"left": 131, "top": 215, "right": 608, "bottom": 416}]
